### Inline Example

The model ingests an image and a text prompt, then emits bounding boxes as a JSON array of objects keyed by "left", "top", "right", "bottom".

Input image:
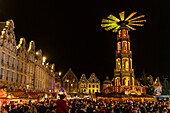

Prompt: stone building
[
  {"left": 102, "top": 76, "right": 112, "bottom": 91},
  {"left": 87, "top": 73, "right": 100, "bottom": 94},
  {"left": 60, "top": 69, "right": 101, "bottom": 97},
  {"left": 54, "top": 72, "right": 61, "bottom": 92},
  {"left": 153, "top": 77, "right": 162, "bottom": 95},
  {"left": 79, "top": 74, "right": 88, "bottom": 95},
  {"left": 62, "top": 68, "right": 78, "bottom": 96},
  {"left": 0, "top": 20, "right": 55, "bottom": 93}
]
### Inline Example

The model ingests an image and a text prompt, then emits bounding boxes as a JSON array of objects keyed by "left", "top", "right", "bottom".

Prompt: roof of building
[
  {"left": 103, "top": 76, "right": 112, "bottom": 84},
  {"left": 79, "top": 74, "right": 88, "bottom": 83},
  {"left": 88, "top": 73, "right": 100, "bottom": 83},
  {"left": 0, "top": 22, "right": 7, "bottom": 36},
  {"left": 62, "top": 68, "right": 78, "bottom": 82}
]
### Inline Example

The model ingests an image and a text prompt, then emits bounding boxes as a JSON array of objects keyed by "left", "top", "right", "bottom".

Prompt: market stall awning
[
  {"left": 0, "top": 89, "right": 7, "bottom": 98},
  {"left": 11, "top": 91, "right": 27, "bottom": 98},
  {"left": 27, "top": 92, "right": 45, "bottom": 99}
]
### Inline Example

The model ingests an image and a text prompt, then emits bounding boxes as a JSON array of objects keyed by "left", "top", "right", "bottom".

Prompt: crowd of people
[
  {"left": 57, "top": 93, "right": 170, "bottom": 113},
  {"left": 0, "top": 100, "right": 56, "bottom": 113},
  {"left": 0, "top": 98, "right": 170, "bottom": 113},
  {"left": 0, "top": 93, "right": 170, "bottom": 113}
]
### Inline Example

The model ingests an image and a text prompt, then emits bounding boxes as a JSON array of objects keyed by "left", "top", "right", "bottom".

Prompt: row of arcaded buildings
[{"left": 0, "top": 20, "right": 56, "bottom": 93}]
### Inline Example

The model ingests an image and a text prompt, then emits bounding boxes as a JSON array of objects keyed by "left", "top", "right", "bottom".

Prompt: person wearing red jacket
[{"left": 56, "top": 89, "right": 69, "bottom": 113}]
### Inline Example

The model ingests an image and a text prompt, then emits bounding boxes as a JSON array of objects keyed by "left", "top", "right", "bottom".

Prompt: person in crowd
[
  {"left": 16, "top": 104, "right": 24, "bottom": 113},
  {"left": 10, "top": 104, "right": 19, "bottom": 113},
  {"left": 77, "top": 105, "right": 86, "bottom": 113},
  {"left": 1, "top": 107, "right": 8, "bottom": 113},
  {"left": 38, "top": 103, "right": 46, "bottom": 113},
  {"left": 56, "top": 88, "right": 69, "bottom": 113},
  {"left": 1, "top": 95, "right": 170, "bottom": 113},
  {"left": 29, "top": 104, "right": 38, "bottom": 113},
  {"left": 100, "top": 106, "right": 106, "bottom": 113}
]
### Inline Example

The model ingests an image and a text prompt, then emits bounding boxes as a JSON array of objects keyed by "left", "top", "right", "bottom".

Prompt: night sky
[{"left": 0, "top": 1, "right": 170, "bottom": 81}]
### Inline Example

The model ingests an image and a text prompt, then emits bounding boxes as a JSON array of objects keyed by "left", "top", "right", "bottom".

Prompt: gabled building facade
[
  {"left": 0, "top": 20, "right": 18, "bottom": 91},
  {"left": 79, "top": 74, "right": 88, "bottom": 94},
  {"left": 61, "top": 69, "right": 101, "bottom": 97},
  {"left": 153, "top": 77, "right": 162, "bottom": 95},
  {"left": 87, "top": 73, "right": 100, "bottom": 94},
  {"left": 62, "top": 68, "right": 78, "bottom": 96},
  {"left": 0, "top": 20, "right": 56, "bottom": 93}
]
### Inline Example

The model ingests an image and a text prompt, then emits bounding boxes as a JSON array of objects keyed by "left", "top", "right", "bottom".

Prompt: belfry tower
[{"left": 101, "top": 11, "right": 146, "bottom": 93}]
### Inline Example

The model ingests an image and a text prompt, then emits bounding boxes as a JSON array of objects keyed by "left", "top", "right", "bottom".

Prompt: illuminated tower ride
[{"left": 101, "top": 11, "right": 146, "bottom": 93}]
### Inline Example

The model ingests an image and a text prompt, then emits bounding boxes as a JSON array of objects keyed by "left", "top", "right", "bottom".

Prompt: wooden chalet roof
[
  {"left": 11, "top": 91, "right": 28, "bottom": 98},
  {"left": 27, "top": 92, "right": 45, "bottom": 99}
]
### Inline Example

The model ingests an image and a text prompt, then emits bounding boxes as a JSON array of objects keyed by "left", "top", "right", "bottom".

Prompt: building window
[
  {"left": 21, "top": 63, "right": 23, "bottom": 72},
  {"left": 11, "top": 72, "right": 14, "bottom": 82},
  {"left": 17, "top": 60, "right": 19, "bottom": 70},
  {"left": 6, "top": 70, "right": 9, "bottom": 81},
  {"left": 20, "top": 75, "right": 23, "bottom": 84},
  {"left": 1, "top": 53, "right": 4, "bottom": 64},
  {"left": 24, "top": 63, "right": 27, "bottom": 73},
  {"left": 89, "top": 85, "right": 91, "bottom": 88},
  {"left": 0, "top": 68, "right": 3, "bottom": 79},
  {"left": 89, "top": 90, "right": 91, "bottom": 94},
  {"left": 93, "top": 85, "right": 95, "bottom": 88},
  {"left": 92, "top": 79, "right": 95, "bottom": 83},
  {"left": 93, "top": 89, "right": 94, "bottom": 93},
  {"left": 11, "top": 58, "right": 14, "bottom": 68},
  {"left": 96, "top": 85, "right": 98, "bottom": 88},
  {"left": 24, "top": 76, "right": 26, "bottom": 84},
  {"left": 16, "top": 74, "right": 18, "bottom": 83},
  {"left": 7, "top": 55, "right": 10, "bottom": 67}
]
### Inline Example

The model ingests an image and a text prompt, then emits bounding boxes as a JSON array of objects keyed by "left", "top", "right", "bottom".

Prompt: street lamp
[
  {"left": 26, "top": 84, "right": 29, "bottom": 89},
  {"left": 42, "top": 56, "right": 46, "bottom": 65},
  {"left": 58, "top": 72, "right": 62, "bottom": 76},
  {"left": 26, "top": 84, "right": 29, "bottom": 92},
  {"left": 58, "top": 72, "right": 62, "bottom": 88}
]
